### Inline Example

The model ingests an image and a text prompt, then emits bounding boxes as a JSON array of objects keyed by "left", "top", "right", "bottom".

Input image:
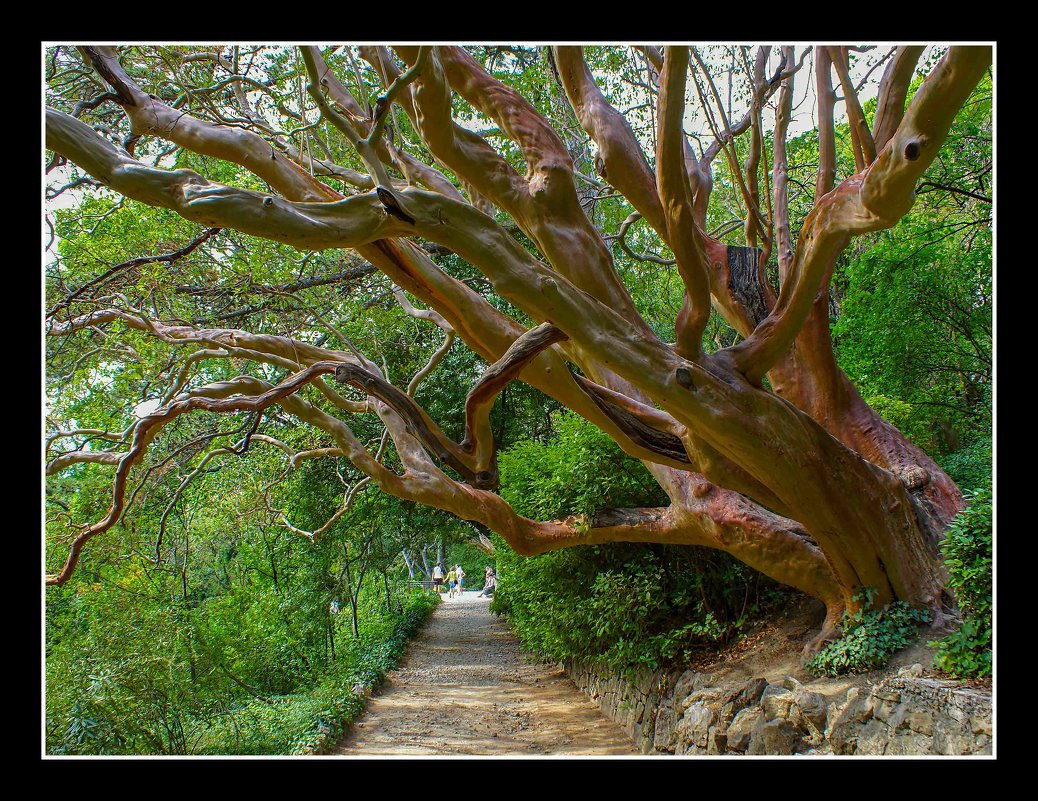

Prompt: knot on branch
[
  {"left": 675, "top": 366, "right": 697, "bottom": 391},
  {"left": 691, "top": 480, "right": 713, "bottom": 498},
  {"left": 903, "top": 138, "right": 926, "bottom": 161},
  {"left": 376, "top": 185, "right": 416, "bottom": 225},
  {"left": 900, "top": 466, "right": 930, "bottom": 492}
]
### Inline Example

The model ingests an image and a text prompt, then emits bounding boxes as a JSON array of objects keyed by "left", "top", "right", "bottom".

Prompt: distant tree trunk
[{"left": 402, "top": 548, "right": 417, "bottom": 579}]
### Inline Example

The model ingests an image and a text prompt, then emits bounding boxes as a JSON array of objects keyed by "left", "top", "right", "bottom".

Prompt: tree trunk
[{"left": 43, "top": 44, "right": 990, "bottom": 654}]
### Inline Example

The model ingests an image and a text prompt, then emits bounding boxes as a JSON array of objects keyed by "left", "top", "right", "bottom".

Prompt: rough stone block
[
  {"left": 760, "top": 684, "right": 797, "bottom": 721},
  {"left": 677, "top": 701, "right": 716, "bottom": 750},
  {"left": 691, "top": 672, "right": 716, "bottom": 692},
  {"left": 856, "top": 718, "right": 891, "bottom": 755},
  {"left": 828, "top": 690, "right": 876, "bottom": 754},
  {"left": 736, "top": 677, "right": 769, "bottom": 709},
  {"left": 653, "top": 703, "right": 678, "bottom": 753},
  {"left": 872, "top": 685, "right": 901, "bottom": 703},
  {"left": 795, "top": 690, "right": 828, "bottom": 732},
  {"left": 616, "top": 700, "right": 631, "bottom": 728},
  {"left": 672, "top": 671, "right": 698, "bottom": 706},
  {"left": 630, "top": 720, "right": 647, "bottom": 753},
  {"left": 781, "top": 675, "right": 803, "bottom": 692},
  {"left": 841, "top": 687, "right": 875, "bottom": 724},
  {"left": 748, "top": 718, "right": 802, "bottom": 755},
  {"left": 885, "top": 732, "right": 934, "bottom": 755},
  {"left": 683, "top": 686, "right": 724, "bottom": 710},
  {"left": 884, "top": 702, "right": 911, "bottom": 732},
  {"left": 726, "top": 707, "right": 763, "bottom": 752},
  {"left": 707, "top": 725, "right": 727, "bottom": 755},
  {"left": 934, "top": 717, "right": 974, "bottom": 755},
  {"left": 635, "top": 668, "right": 661, "bottom": 696},
  {"left": 905, "top": 711, "right": 934, "bottom": 736}
]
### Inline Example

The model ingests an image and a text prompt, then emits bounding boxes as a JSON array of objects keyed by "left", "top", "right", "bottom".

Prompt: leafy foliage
[
  {"left": 45, "top": 47, "right": 993, "bottom": 749},
  {"left": 833, "top": 76, "right": 992, "bottom": 468},
  {"left": 938, "top": 438, "right": 993, "bottom": 493},
  {"left": 930, "top": 488, "right": 992, "bottom": 678},
  {"left": 806, "top": 588, "right": 932, "bottom": 677},
  {"left": 492, "top": 543, "right": 778, "bottom": 677},
  {"left": 497, "top": 412, "right": 668, "bottom": 520},
  {"left": 491, "top": 412, "right": 778, "bottom": 676},
  {"left": 47, "top": 582, "right": 437, "bottom": 755},
  {"left": 199, "top": 590, "right": 438, "bottom": 755}
]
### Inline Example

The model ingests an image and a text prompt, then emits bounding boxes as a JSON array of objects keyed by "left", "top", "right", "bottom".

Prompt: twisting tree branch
[
  {"left": 827, "top": 46, "right": 877, "bottom": 168},
  {"left": 334, "top": 322, "right": 569, "bottom": 489},
  {"left": 46, "top": 361, "right": 342, "bottom": 586},
  {"left": 655, "top": 46, "right": 712, "bottom": 360},
  {"left": 872, "top": 46, "right": 926, "bottom": 150},
  {"left": 728, "top": 46, "right": 991, "bottom": 384}
]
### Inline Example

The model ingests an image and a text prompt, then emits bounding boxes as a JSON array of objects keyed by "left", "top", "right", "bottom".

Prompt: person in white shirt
[{"left": 478, "top": 566, "right": 496, "bottom": 597}]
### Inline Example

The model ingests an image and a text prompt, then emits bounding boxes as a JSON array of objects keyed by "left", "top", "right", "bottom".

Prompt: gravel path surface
[{"left": 330, "top": 591, "right": 638, "bottom": 756}]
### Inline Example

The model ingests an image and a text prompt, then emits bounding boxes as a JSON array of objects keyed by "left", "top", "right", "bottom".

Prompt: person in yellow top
[{"left": 446, "top": 566, "right": 458, "bottom": 598}]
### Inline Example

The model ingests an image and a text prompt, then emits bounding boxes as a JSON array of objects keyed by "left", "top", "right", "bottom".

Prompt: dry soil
[{"left": 329, "top": 590, "right": 638, "bottom": 756}]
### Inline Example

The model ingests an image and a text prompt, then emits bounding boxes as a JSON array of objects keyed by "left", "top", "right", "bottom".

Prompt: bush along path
[
  {"left": 293, "top": 591, "right": 440, "bottom": 754},
  {"left": 328, "top": 591, "right": 638, "bottom": 755}
]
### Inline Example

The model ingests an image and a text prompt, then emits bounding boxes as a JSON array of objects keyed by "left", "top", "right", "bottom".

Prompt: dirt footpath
[{"left": 330, "top": 591, "right": 638, "bottom": 756}]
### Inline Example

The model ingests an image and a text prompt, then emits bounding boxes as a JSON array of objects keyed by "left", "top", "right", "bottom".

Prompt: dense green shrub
[
  {"left": 492, "top": 543, "right": 774, "bottom": 677},
  {"left": 47, "top": 579, "right": 438, "bottom": 755},
  {"left": 930, "top": 488, "right": 992, "bottom": 677},
  {"left": 806, "top": 589, "right": 931, "bottom": 677},
  {"left": 497, "top": 412, "right": 669, "bottom": 521},
  {"left": 938, "top": 439, "right": 992, "bottom": 493},
  {"left": 198, "top": 589, "right": 439, "bottom": 755},
  {"left": 492, "top": 412, "right": 777, "bottom": 677}
]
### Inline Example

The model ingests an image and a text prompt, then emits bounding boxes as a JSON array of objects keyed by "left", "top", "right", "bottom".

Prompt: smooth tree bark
[{"left": 45, "top": 44, "right": 991, "bottom": 652}]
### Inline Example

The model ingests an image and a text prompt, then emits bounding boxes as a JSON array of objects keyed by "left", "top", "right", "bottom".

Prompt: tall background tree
[{"left": 45, "top": 44, "right": 992, "bottom": 664}]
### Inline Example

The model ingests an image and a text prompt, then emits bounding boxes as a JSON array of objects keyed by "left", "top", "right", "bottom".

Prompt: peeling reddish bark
[
  {"left": 769, "top": 286, "right": 965, "bottom": 532},
  {"left": 46, "top": 45, "right": 990, "bottom": 653}
]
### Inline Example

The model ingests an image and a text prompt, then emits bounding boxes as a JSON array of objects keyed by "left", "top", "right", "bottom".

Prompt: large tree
[{"left": 45, "top": 44, "right": 991, "bottom": 652}]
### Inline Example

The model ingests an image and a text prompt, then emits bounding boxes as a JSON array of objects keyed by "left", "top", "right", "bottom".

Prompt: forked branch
[
  {"left": 334, "top": 322, "right": 568, "bottom": 489},
  {"left": 727, "top": 46, "right": 990, "bottom": 384}
]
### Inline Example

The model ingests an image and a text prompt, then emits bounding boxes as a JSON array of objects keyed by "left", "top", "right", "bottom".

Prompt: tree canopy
[{"left": 45, "top": 44, "right": 993, "bottom": 662}]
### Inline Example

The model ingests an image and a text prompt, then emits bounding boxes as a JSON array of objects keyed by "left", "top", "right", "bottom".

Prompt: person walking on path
[
  {"left": 446, "top": 566, "right": 458, "bottom": 598},
  {"left": 432, "top": 562, "right": 445, "bottom": 594},
  {"left": 455, "top": 564, "right": 466, "bottom": 595}
]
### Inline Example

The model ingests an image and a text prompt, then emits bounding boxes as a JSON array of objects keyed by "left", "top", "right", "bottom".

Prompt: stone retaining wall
[{"left": 565, "top": 660, "right": 992, "bottom": 755}]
